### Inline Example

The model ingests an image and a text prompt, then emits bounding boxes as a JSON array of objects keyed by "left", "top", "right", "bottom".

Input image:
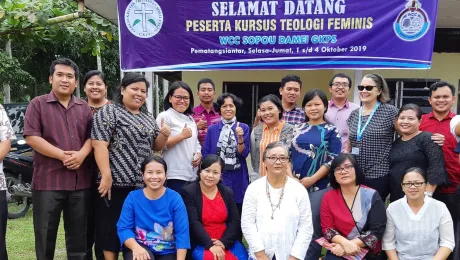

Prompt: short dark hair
[
  {"left": 329, "top": 73, "right": 352, "bottom": 88},
  {"left": 428, "top": 81, "right": 455, "bottom": 97},
  {"left": 401, "top": 167, "right": 427, "bottom": 183},
  {"left": 215, "top": 93, "right": 243, "bottom": 116},
  {"left": 82, "top": 70, "right": 107, "bottom": 88},
  {"left": 196, "top": 154, "right": 224, "bottom": 181},
  {"left": 281, "top": 74, "right": 302, "bottom": 88},
  {"left": 50, "top": 58, "right": 79, "bottom": 80},
  {"left": 164, "top": 81, "right": 194, "bottom": 115},
  {"left": 114, "top": 73, "right": 150, "bottom": 112},
  {"left": 258, "top": 94, "right": 283, "bottom": 121},
  {"left": 301, "top": 89, "right": 329, "bottom": 121},
  {"left": 397, "top": 103, "right": 423, "bottom": 121},
  {"left": 329, "top": 153, "right": 364, "bottom": 189},
  {"left": 141, "top": 155, "right": 168, "bottom": 174},
  {"left": 197, "top": 78, "right": 215, "bottom": 91}
]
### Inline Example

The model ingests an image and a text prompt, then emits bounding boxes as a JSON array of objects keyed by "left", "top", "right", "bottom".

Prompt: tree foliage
[{"left": 0, "top": 0, "right": 120, "bottom": 102}]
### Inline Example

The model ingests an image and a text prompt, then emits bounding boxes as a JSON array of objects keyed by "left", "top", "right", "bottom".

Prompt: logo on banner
[
  {"left": 125, "top": 0, "right": 163, "bottom": 38},
  {"left": 394, "top": 0, "right": 430, "bottom": 41}
]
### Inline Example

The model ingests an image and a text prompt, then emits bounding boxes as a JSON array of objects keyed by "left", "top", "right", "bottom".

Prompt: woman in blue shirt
[
  {"left": 117, "top": 156, "right": 190, "bottom": 260},
  {"left": 202, "top": 93, "right": 250, "bottom": 214},
  {"left": 291, "top": 89, "right": 342, "bottom": 191}
]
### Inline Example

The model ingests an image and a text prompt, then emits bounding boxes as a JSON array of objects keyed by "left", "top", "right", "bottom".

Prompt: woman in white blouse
[
  {"left": 383, "top": 167, "right": 455, "bottom": 260},
  {"left": 241, "top": 141, "right": 313, "bottom": 260}
]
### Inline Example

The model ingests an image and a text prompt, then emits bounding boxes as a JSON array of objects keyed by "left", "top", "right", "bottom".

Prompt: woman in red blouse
[{"left": 181, "top": 155, "right": 248, "bottom": 260}]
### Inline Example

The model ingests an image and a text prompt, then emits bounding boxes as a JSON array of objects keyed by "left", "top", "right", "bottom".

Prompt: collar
[
  {"left": 329, "top": 99, "right": 350, "bottom": 108},
  {"left": 427, "top": 111, "right": 455, "bottom": 120},
  {"left": 46, "top": 91, "right": 82, "bottom": 105},
  {"left": 263, "top": 121, "right": 284, "bottom": 131},
  {"left": 284, "top": 106, "right": 301, "bottom": 113},
  {"left": 194, "top": 103, "right": 217, "bottom": 114}
]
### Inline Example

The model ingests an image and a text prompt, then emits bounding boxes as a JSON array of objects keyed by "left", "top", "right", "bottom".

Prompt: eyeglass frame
[
  {"left": 357, "top": 85, "right": 377, "bottom": 91},
  {"left": 401, "top": 181, "right": 426, "bottom": 188},
  {"left": 171, "top": 94, "right": 190, "bottom": 101},
  {"left": 333, "top": 164, "right": 354, "bottom": 174},
  {"left": 265, "top": 156, "right": 290, "bottom": 164},
  {"left": 331, "top": 82, "right": 350, "bottom": 88}
]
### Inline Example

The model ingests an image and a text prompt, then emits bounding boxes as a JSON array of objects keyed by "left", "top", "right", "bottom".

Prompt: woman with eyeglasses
[
  {"left": 250, "top": 95, "right": 295, "bottom": 182},
  {"left": 291, "top": 89, "right": 342, "bottom": 192},
  {"left": 388, "top": 104, "right": 448, "bottom": 202},
  {"left": 157, "top": 82, "right": 201, "bottom": 193},
  {"left": 346, "top": 74, "right": 398, "bottom": 201},
  {"left": 383, "top": 167, "right": 454, "bottom": 260},
  {"left": 242, "top": 141, "right": 313, "bottom": 260},
  {"left": 181, "top": 155, "right": 248, "bottom": 260},
  {"left": 321, "top": 153, "right": 387, "bottom": 260}
]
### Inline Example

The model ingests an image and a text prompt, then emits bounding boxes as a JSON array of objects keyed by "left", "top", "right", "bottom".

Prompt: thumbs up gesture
[
  {"left": 159, "top": 118, "right": 171, "bottom": 137},
  {"left": 235, "top": 122, "right": 244, "bottom": 137},
  {"left": 181, "top": 123, "right": 193, "bottom": 139},
  {"left": 196, "top": 114, "right": 207, "bottom": 130}
]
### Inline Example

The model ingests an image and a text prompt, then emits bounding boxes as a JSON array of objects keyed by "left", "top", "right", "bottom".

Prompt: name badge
[{"left": 351, "top": 147, "right": 360, "bottom": 155}]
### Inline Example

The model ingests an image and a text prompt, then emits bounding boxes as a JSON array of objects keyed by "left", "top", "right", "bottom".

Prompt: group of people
[{"left": 0, "top": 57, "right": 459, "bottom": 260}]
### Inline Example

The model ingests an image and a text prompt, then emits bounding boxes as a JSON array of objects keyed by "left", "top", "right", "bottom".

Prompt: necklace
[{"left": 266, "top": 177, "right": 287, "bottom": 219}]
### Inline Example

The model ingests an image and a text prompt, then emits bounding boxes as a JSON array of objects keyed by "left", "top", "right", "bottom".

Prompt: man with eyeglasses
[
  {"left": 192, "top": 78, "right": 221, "bottom": 145},
  {"left": 325, "top": 73, "right": 359, "bottom": 152}
]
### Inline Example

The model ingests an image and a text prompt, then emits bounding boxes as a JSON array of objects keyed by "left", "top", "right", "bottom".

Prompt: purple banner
[{"left": 118, "top": 0, "right": 439, "bottom": 71}]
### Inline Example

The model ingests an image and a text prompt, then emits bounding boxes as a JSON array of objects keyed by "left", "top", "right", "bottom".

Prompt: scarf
[{"left": 216, "top": 117, "right": 241, "bottom": 171}]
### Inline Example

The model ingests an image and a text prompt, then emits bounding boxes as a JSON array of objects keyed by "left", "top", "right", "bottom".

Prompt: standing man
[
  {"left": 325, "top": 73, "right": 359, "bottom": 152},
  {"left": 419, "top": 81, "right": 460, "bottom": 260},
  {"left": 24, "top": 58, "right": 94, "bottom": 260},
  {"left": 254, "top": 74, "right": 305, "bottom": 127},
  {"left": 192, "top": 78, "right": 221, "bottom": 145},
  {"left": 0, "top": 104, "right": 16, "bottom": 260}
]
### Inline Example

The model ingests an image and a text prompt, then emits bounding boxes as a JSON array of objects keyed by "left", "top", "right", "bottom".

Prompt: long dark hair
[
  {"left": 82, "top": 70, "right": 107, "bottom": 89},
  {"left": 301, "top": 89, "right": 328, "bottom": 121},
  {"left": 163, "top": 81, "right": 194, "bottom": 115},
  {"left": 114, "top": 73, "right": 150, "bottom": 112},
  {"left": 141, "top": 156, "right": 168, "bottom": 174},
  {"left": 196, "top": 154, "right": 224, "bottom": 181},
  {"left": 329, "top": 153, "right": 364, "bottom": 189},
  {"left": 258, "top": 94, "right": 283, "bottom": 121}
]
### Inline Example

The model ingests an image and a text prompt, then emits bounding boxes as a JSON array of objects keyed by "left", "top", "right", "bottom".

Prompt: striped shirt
[
  {"left": 192, "top": 104, "right": 221, "bottom": 145},
  {"left": 91, "top": 103, "right": 159, "bottom": 188},
  {"left": 24, "top": 91, "right": 93, "bottom": 191},
  {"left": 260, "top": 121, "right": 286, "bottom": 177}
]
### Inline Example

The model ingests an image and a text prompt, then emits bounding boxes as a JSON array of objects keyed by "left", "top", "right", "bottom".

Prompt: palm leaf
[
  {"left": 148, "top": 19, "right": 156, "bottom": 26},
  {"left": 133, "top": 19, "right": 141, "bottom": 26}
]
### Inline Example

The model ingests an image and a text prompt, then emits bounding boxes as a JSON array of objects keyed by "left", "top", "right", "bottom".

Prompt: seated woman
[
  {"left": 383, "top": 167, "right": 455, "bottom": 260},
  {"left": 321, "top": 153, "right": 386, "bottom": 260},
  {"left": 117, "top": 156, "right": 190, "bottom": 260},
  {"left": 181, "top": 154, "right": 248, "bottom": 260},
  {"left": 242, "top": 141, "right": 313, "bottom": 260}
]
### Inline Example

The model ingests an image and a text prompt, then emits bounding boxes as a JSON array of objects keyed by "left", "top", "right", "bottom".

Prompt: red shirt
[
  {"left": 24, "top": 91, "right": 93, "bottom": 191},
  {"left": 420, "top": 112, "right": 460, "bottom": 193}
]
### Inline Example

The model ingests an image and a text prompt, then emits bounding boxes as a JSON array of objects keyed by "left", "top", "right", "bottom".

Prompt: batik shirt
[{"left": 0, "top": 104, "right": 16, "bottom": 191}]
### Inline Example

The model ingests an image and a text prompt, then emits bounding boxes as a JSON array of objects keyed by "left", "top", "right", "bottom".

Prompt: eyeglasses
[
  {"left": 266, "top": 156, "right": 289, "bottom": 163},
  {"left": 401, "top": 181, "right": 425, "bottom": 188},
  {"left": 332, "top": 82, "right": 349, "bottom": 88},
  {"left": 172, "top": 95, "right": 190, "bottom": 101},
  {"left": 357, "top": 85, "right": 377, "bottom": 91},
  {"left": 334, "top": 164, "right": 354, "bottom": 174}
]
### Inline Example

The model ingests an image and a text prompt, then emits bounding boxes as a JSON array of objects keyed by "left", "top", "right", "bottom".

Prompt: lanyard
[{"left": 357, "top": 101, "right": 380, "bottom": 141}]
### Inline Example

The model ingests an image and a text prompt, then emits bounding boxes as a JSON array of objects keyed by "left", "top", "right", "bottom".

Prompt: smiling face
[
  {"left": 199, "top": 162, "right": 222, "bottom": 188},
  {"left": 197, "top": 83, "right": 215, "bottom": 105},
  {"left": 220, "top": 97, "right": 236, "bottom": 120},
  {"left": 402, "top": 171, "right": 426, "bottom": 200},
  {"left": 84, "top": 75, "right": 107, "bottom": 102},
  {"left": 122, "top": 81, "right": 147, "bottom": 112},
  {"left": 304, "top": 95, "right": 326, "bottom": 123},
  {"left": 259, "top": 100, "right": 281, "bottom": 126},
  {"left": 334, "top": 159, "right": 357, "bottom": 186},
  {"left": 429, "top": 86, "right": 455, "bottom": 115},
  {"left": 169, "top": 87, "right": 191, "bottom": 113},
  {"left": 143, "top": 161, "right": 167, "bottom": 191},
  {"left": 280, "top": 81, "right": 301, "bottom": 105},
  {"left": 49, "top": 64, "right": 77, "bottom": 97},
  {"left": 329, "top": 77, "right": 351, "bottom": 100},
  {"left": 359, "top": 77, "right": 381, "bottom": 104},
  {"left": 397, "top": 109, "right": 420, "bottom": 136}
]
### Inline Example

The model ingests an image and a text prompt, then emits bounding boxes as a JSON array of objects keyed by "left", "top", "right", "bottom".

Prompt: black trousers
[
  {"left": 0, "top": 190, "right": 8, "bottom": 260},
  {"left": 33, "top": 189, "right": 91, "bottom": 260},
  {"left": 433, "top": 192, "right": 459, "bottom": 260},
  {"left": 85, "top": 186, "right": 104, "bottom": 260}
]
